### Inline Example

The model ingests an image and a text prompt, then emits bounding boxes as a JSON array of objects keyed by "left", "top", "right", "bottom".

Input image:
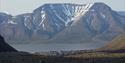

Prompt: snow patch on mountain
[
  {"left": 71, "top": 3, "right": 94, "bottom": 26},
  {"left": 39, "top": 11, "right": 46, "bottom": 27},
  {"left": 100, "top": 13, "right": 106, "bottom": 18},
  {"left": 1, "top": 2, "right": 125, "bottom": 45}
]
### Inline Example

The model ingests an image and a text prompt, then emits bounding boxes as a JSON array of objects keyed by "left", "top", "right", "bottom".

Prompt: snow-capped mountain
[{"left": 0, "top": 3, "right": 125, "bottom": 44}]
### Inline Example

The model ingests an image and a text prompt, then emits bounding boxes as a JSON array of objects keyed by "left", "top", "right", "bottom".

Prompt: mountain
[
  {"left": 0, "top": 3, "right": 125, "bottom": 44},
  {"left": 100, "top": 34, "right": 125, "bottom": 50},
  {"left": 118, "top": 11, "right": 125, "bottom": 17},
  {"left": 0, "top": 35, "right": 17, "bottom": 52}
]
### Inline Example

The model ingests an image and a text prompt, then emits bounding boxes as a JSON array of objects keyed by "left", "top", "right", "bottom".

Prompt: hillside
[
  {"left": 0, "top": 35, "right": 17, "bottom": 52},
  {"left": 100, "top": 34, "right": 125, "bottom": 50}
]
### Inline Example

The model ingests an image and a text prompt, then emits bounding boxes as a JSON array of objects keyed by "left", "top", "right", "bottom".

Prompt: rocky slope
[
  {"left": 100, "top": 34, "right": 125, "bottom": 50},
  {"left": 118, "top": 11, "right": 125, "bottom": 17},
  {"left": 0, "top": 3, "right": 125, "bottom": 44}
]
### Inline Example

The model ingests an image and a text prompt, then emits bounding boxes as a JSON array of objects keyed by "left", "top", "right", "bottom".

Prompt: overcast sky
[{"left": 0, "top": 0, "right": 125, "bottom": 15}]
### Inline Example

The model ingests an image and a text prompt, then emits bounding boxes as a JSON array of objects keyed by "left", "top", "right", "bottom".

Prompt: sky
[{"left": 0, "top": 0, "right": 125, "bottom": 15}]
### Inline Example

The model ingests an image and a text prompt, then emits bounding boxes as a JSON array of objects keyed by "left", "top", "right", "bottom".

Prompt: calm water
[{"left": 10, "top": 43, "right": 106, "bottom": 53}]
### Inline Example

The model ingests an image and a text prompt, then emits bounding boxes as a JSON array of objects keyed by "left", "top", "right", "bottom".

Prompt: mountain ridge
[{"left": 0, "top": 3, "right": 125, "bottom": 45}]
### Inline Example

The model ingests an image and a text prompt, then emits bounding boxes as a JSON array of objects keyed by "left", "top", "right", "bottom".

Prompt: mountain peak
[
  {"left": 40, "top": 2, "right": 107, "bottom": 7},
  {"left": 34, "top": 3, "right": 94, "bottom": 11},
  {"left": 94, "top": 2, "right": 106, "bottom": 4},
  {"left": 0, "top": 2, "right": 125, "bottom": 46},
  {"left": 91, "top": 2, "right": 111, "bottom": 11},
  {"left": 42, "top": 3, "right": 89, "bottom": 6},
  {"left": 34, "top": 2, "right": 111, "bottom": 14}
]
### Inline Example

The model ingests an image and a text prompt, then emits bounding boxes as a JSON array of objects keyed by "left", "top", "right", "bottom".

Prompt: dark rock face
[{"left": 0, "top": 35, "right": 17, "bottom": 52}]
